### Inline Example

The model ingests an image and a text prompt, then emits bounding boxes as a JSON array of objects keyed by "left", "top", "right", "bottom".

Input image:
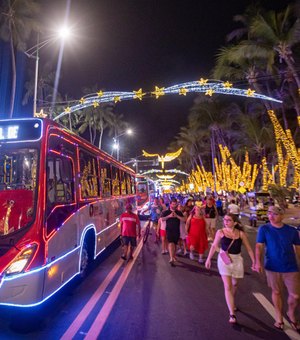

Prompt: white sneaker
[
  {"left": 176, "top": 248, "right": 182, "bottom": 255},
  {"left": 199, "top": 257, "right": 205, "bottom": 263},
  {"left": 189, "top": 252, "right": 194, "bottom": 260}
]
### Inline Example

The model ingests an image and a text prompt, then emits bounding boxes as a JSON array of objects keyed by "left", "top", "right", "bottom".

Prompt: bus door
[{"left": 45, "top": 135, "right": 77, "bottom": 252}]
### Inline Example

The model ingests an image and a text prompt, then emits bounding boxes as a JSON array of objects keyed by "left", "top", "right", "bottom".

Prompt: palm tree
[
  {"left": 74, "top": 85, "right": 125, "bottom": 149},
  {"left": 0, "top": 0, "right": 41, "bottom": 117},
  {"left": 248, "top": 4, "right": 300, "bottom": 119}
]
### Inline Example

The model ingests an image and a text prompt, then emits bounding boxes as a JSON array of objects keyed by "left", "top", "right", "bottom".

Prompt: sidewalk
[
  {"left": 241, "top": 205, "right": 300, "bottom": 227},
  {"left": 282, "top": 204, "right": 300, "bottom": 226}
]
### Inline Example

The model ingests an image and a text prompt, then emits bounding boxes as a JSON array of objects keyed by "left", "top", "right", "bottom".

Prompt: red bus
[{"left": 0, "top": 118, "right": 136, "bottom": 307}]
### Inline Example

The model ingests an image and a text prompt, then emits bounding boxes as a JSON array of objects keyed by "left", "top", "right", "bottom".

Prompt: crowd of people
[{"left": 119, "top": 195, "right": 300, "bottom": 330}]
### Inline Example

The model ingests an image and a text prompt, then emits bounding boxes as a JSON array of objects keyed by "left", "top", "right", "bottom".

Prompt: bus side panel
[
  {"left": 102, "top": 197, "right": 127, "bottom": 247},
  {"left": 43, "top": 216, "right": 80, "bottom": 300}
]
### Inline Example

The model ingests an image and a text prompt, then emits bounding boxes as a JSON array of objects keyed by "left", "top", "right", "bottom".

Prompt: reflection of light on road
[{"left": 253, "top": 292, "right": 300, "bottom": 339}]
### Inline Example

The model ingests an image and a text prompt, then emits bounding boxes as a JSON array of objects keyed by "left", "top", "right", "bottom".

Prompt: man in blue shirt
[{"left": 255, "top": 206, "right": 300, "bottom": 331}]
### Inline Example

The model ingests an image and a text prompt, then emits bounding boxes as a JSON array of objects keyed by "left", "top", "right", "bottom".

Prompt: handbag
[{"left": 220, "top": 238, "right": 235, "bottom": 265}]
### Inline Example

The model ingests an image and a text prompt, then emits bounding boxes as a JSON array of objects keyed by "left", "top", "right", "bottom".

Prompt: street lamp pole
[
  {"left": 24, "top": 28, "right": 71, "bottom": 117},
  {"left": 111, "top": 129, "right": 133, "bottom": 161},
  {"left": 25, "top": 34, "right": 56, "bottom": 116},
  {"left": 33, "top": 33, "right": 39, "bottom": 116}
]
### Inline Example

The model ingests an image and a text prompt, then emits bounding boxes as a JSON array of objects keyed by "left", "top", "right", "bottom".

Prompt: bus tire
[{"left": 80, "top": 232, "right": 95, "bottom": 278}]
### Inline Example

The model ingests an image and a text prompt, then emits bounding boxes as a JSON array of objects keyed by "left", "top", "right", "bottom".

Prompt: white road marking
[
  {"left": 61, "top": 259, "right": 123, "bottom": 339},
  {"left": 85, "top": 240, "right": 143, "bottom": 339},
  {"left": 253, "top": 292, "right": 300, "bottom": 340}
]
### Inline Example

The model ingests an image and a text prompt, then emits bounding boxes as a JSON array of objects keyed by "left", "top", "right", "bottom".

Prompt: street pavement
[{"left": 0, "top": 210, "right": 300, "bottom": 339}]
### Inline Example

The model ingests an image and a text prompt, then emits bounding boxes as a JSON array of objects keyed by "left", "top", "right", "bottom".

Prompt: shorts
[
  {"left": 160, "top": 229, "right": 166, "bottom": 237},
  {"left": 265, "top": 271, "right": 300, "bottom": 295},
  {"left": 166, "top": 231, "right": 180, "bottom": 244},
  {"left": 217, "top": 252, "right": 244, "bottom": 278},
  {"left": 122, "top": 236, "right": 137, "bottom": 247},
  {"left": 151, "top": 221, "right": 158, "bottom": 230},
  {"left": 205, "top": 218, "right": 217, "bottom": 229}
]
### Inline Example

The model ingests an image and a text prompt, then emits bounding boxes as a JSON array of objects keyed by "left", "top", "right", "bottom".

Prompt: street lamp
[
  {"left": 112, "top": 128, "right": 133, "bottom": 161},
  {"left": 24, "top": 27, "right": 71, "bottom": 117}
]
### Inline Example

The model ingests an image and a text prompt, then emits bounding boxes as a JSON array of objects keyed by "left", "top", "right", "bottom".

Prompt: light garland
[{"left": 53, "top": 80, "right": 282, "bottom": 121}]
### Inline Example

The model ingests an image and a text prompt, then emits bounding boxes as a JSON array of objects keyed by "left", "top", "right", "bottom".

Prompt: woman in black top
[{"left": 205, "top": 213, "right": 255, "bottom": 324}]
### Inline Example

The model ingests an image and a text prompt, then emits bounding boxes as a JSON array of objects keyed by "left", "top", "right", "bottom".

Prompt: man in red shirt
[{"left": 120, "top": 203, "right": 141, "bottom": 260}]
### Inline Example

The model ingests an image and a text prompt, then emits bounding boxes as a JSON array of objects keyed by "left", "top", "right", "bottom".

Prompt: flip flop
[
  {"left": 229, "top": 315, "right": 237, "bottom": 324},
  {"left": 274, "top": 322, "right": 284, "bottom": 330},
  {"left": 286, "top": 314, "right": 300, "bottom": 332}
]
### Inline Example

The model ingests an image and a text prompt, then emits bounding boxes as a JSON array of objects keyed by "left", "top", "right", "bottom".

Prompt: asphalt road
[{"left": 0, "top": 217, "right": 300, "bottom": 340}]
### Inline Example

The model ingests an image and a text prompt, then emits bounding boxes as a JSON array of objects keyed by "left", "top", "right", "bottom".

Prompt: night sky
[{"left": 40, "top": 0, "right": 291, "bottom": 158}]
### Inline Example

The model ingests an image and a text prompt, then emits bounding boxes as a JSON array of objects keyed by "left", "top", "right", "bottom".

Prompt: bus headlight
[{"left": 4, "top": 244, "right": 38, "bottom": 276}]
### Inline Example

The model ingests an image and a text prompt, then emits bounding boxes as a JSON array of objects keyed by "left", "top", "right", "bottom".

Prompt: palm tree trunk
[
  {"left": 89, "top": 123, "right": 92, "bottom": 143},
  {"left": 98, "top": 124, "right": 104, "bottom": 149}
]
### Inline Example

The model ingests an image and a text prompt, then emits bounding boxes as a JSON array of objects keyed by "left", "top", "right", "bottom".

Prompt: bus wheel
[{"left": 80, "top": 241, "right": 90, "bottom": 278}]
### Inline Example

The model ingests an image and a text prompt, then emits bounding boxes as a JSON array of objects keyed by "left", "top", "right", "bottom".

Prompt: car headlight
[{"left": 4, "top": 244, "right": 38, "bottom": 276}]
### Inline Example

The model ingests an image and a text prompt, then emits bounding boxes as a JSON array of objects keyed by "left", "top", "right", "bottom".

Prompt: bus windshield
[{"left": 0, "top": 148, "right": 37, "bottom": 236}]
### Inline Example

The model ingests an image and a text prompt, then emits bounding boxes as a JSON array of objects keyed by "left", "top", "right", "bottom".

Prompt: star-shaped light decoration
[
  {"left": 205, "top": 89, "right": 214, "bottom": 96},
  {"left": 79, "top": 97, "right": 86, "bottom": 104},
  {"left": 133, "top": 88, "right": 145, "bottom": 100},
  {"left": 246, "top": 88, "right": 255, "bottom": 97},
  {"left": 223, "top": 81, "right": 233, "bottom": 88},
  {"left": 93, "top": 101, "right": 99, "bottom": 108},
  {"left": 97, "top": 90, "right": 104, "bottom": 97},
  {"left": 34, "top": 109, "right": 47, "bottom": 118},
  {"left": 151, "top": 86, "right": 165, "bottom": 99},
  {"left": 179, "top": 87, "right": 188, "bottom": 96},
  {"left": 64, "top": 106, "right": 71, "bottom": 114},
  {"left": 114, "top": 96, "right": 121, "bottom": 103},
  {"left": 198, "top": 78, "right": 208, "bottom": 86}
]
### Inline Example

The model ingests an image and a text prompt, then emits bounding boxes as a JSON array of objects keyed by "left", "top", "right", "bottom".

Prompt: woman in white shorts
[
  {"left": 205, "top": 213, "right": 255, "bottom": 324},
  {"left": 157, "top": 217, "right": 168, "bottom": 254}
]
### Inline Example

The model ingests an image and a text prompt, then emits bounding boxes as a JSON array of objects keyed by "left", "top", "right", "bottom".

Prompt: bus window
[
  {"left": 125, "top": 173, "right": 132, "bottom": 194},
  {"left": 47, "top": 155, "right": 74, "bottom": 206},
  {"left": 79, "top": 150, "right": 99, "bottom": 199},
  {"left": 46, "top": 154, "right": 75, "bottom": 235},
  {"left": 0, "top": 148, "right": 37, "bottom": 235},
  {"left": 120, "top": 170, "right": 127, "bottom": 195},
  {"left": 111, "top": 166, "right": 120, "bottom": 196},
  {"left": 100, "top": 161, "right": 111, "bottom": 197},
  {"left": 131, "top": 175, "right": 136, "bottom": 194}
]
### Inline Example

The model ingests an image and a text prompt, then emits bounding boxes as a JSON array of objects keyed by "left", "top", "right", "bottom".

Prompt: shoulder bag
[{"left": 220, "top": 238, "right": 235, "bottom": 265}]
